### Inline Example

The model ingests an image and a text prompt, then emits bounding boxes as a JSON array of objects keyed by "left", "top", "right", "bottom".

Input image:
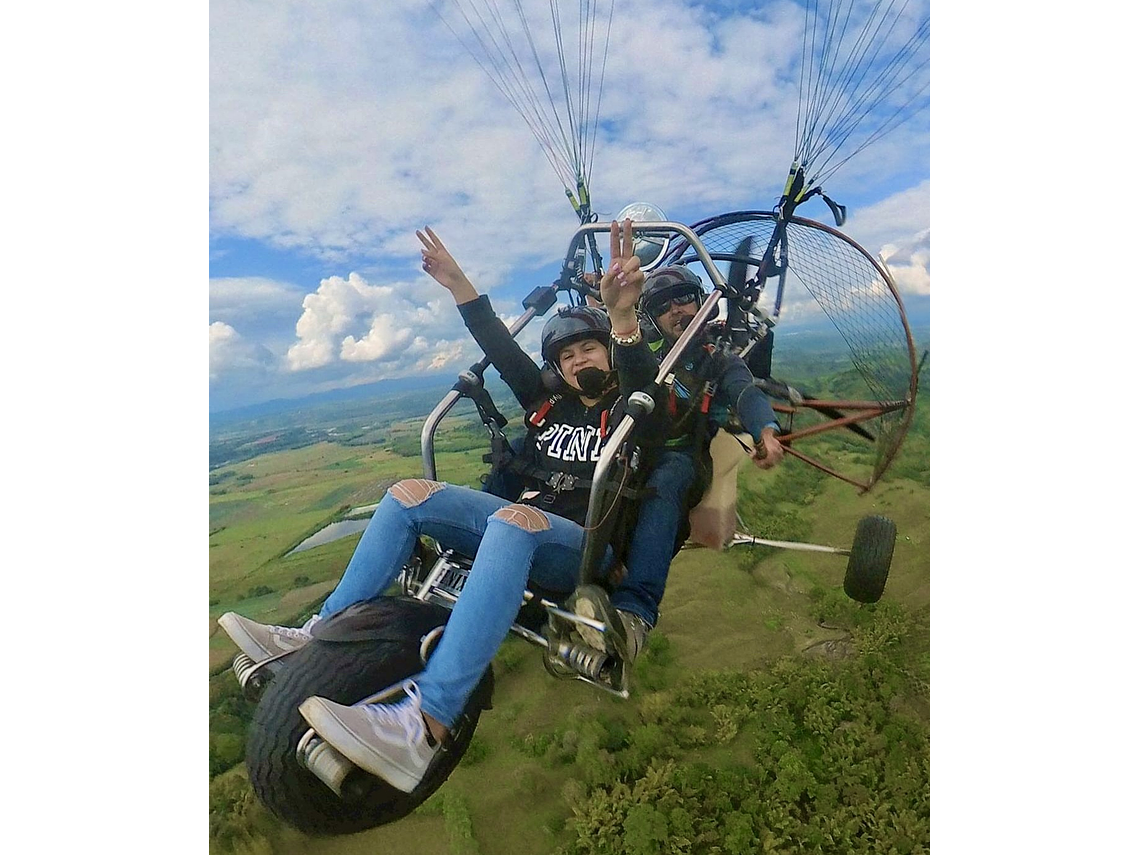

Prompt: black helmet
[
  {"left": 540, "top": 305, "right": 611, "bottom": 367},
  {"left": 640, "top": 266, "right": 706, "bottom": 318}
]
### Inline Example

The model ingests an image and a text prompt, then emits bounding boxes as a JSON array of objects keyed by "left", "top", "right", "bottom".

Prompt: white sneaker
[
  {"left": 217, "top": 612, "right": 320, "bottom": 663},
  {"left": 299, "top": 681, "right": 440, "bottom": 794}
]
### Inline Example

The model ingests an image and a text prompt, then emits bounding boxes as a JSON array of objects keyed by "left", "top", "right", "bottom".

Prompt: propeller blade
[
  {"left": 726, "top": 235, "right": 758, "bottom": 292},
  {"left": 757, "top": 378, "right": 877, "bottom": 443}
]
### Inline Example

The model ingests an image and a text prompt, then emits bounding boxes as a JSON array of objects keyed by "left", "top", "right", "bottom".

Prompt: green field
[{"left": 209, "top": 383, "right": 929, "bottom": 854}]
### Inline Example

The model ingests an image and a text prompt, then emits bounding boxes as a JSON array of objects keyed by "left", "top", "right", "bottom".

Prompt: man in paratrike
[{"left": 569, "top": 265, "right": 786, "bottom": 667}]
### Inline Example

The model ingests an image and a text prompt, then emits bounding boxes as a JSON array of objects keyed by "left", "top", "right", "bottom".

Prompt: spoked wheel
[
  {"left": 245, "top": 597, "right": 493, "bottom": 836},
  {"left": 843, "top": 515, "right": 897, "bottom": 604}
]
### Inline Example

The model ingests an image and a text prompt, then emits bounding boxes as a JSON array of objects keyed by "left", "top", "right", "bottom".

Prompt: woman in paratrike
[{"left": 218, "top": 219, "right": 654, "bottom": 794}]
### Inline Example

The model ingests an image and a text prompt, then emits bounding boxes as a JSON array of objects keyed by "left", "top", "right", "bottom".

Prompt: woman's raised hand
[
  {"left": 417, "top": 227, "right": 478, "bottom": 304},
  {"left": 598, "top": 218, "right": 644, "bottom": 331}
]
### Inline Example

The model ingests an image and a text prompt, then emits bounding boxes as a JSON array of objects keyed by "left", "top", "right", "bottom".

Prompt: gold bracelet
[{"left": 610, "top": 326, "right": 642, "bottom": 346}]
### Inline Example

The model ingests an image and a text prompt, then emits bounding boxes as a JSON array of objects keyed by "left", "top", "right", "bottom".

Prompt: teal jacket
[{"left": 648, "top": 336, "right": 778, "bottom": 450}]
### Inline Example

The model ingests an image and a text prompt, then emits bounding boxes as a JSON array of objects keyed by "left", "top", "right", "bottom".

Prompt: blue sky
[{"left": 209, "top": 0, "right": 931, "bottom": 412}]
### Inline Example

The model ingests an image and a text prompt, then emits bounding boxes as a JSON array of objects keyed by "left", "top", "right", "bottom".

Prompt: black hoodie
[{"left": 458, "top": 295, "right": 658, "bottom": 524}]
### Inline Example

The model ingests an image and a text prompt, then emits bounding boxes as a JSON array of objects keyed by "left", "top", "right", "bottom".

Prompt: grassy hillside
[{"left": 209, "top": 382, "right": 929, "bottom": 854}]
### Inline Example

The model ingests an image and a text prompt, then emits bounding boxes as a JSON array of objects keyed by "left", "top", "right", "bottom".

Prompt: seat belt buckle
[{"left": 547, "top": 472, "right": 576, "bottom": 492}]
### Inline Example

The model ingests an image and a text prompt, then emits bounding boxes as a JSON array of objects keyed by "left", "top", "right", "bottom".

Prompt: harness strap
[
  {"left": 665, "top": 351, "right": 718, "bottom": 434},
  {"left": 500, "top": 458, "right": 592, "bottom": 493},
  {"left": 527, "top": 394, "right": 562, "bottom": 428},
  {"left": 481, "top": 425, "right": 516, "bottom": 471}
]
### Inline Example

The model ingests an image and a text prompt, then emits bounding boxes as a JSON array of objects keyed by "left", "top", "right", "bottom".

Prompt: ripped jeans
[{"left": 318, "top": 480, "right": 606, "bottom": 729}]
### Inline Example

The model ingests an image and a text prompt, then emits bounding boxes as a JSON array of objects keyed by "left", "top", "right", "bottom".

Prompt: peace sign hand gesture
[
  {"left": 417, "top": 227, "right": 479, "bottom": 305},
  {"left": 598, "top": 218, "right": 644, "bottom": 335}
]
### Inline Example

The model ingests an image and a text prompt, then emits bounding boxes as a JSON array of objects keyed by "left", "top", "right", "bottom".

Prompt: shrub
[
  {"left": 209, "top": 732, "right": 244, "bottom": 778},
  {"left": 558, "top": 604, "right": 929, "bottom": 854},
  {"left": 208, "top": 773, "right": 276, "bottom": 854}
]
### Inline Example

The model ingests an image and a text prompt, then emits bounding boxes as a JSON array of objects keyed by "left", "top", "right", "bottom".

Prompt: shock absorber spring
[
  {"left": 232, "top": 653, "right": 272, "bottom": 700},
  {"left": 232, "top": 653, "right": 258, "bottom": 688},
  {"left": 550, "top": 638, "right": 610, "bottom": 679}
]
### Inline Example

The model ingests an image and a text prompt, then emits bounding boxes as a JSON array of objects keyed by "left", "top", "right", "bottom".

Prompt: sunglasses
[{"left": 646, "top": 290, "right": 700, "bottom": 316}]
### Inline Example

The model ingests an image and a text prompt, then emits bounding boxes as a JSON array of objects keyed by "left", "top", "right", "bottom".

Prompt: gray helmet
[
  {"left": 540, "top": 305, "right": 611, "bottom": 368},
  {"left": 616, "top": 201, "right": 669, "bottom": 269}
]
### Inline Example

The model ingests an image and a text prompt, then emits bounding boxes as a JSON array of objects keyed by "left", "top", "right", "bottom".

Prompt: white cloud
[
  {"left": 846, "top": 181, "right": 931, "bottom": 260},
  {"left": 211, "top": 0, "right": 928, "bottom": 270},
  {"left": 287, "top": 272, "right": 389, "bottom": 369},
  {"left": 286, "top": 270, "right": 482, "bottom": 374},
  {"left": 340, "top": 315, "right": 417, "bottom": 362},
  {"left": 209, "top": 321, "right": 274, "bottom": 380},
  {"left": 881, "top": 229, "right": 931, "bottom": 296},
  {"left": 839, "top": 180, "right": 931, "bottom": 298}
]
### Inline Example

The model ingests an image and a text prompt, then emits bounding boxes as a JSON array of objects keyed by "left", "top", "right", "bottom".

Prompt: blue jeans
[
  {"left": 318, "top": 481, "right": 609, "bottom": 729},
  {"left": 481, "top": 441, "right": 693, "bottom": 628},
  {"left": 611, "top": 450, "right": 696, "bottom": 627}
]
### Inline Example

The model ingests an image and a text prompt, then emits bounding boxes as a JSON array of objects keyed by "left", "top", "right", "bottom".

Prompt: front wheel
[
  {"left": 245, "top": 597, "right": 493, "bottom": 836},
  {"left": 843, "top": 515, "right": 896, "bottom": 604}
]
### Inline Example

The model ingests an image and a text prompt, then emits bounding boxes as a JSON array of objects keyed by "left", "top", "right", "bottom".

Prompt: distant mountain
[{"left": 209, "top": 373, "right": 457, "bottom": 429}]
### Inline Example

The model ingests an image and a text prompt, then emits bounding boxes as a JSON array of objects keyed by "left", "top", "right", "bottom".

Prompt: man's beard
[{"left": 667, "top": 313, "right": 694, "bottom": 339}]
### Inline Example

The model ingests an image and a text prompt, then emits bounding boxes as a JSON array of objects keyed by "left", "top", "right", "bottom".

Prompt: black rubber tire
[
  {"left": 245, "top": 597, "right": 494, "bottom": 836},
  {"left": 843, "top": 515, "right": 896, "bottom": 604}
]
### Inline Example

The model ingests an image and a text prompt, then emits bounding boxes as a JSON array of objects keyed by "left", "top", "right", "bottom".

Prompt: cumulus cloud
[
  {"left": 833, "top": 180, "right": 931, "bottom": 300},
  {"left": 340, "top": 316, "right": 418, "bottom": 362},
  {"left": 209, "top": 321, "right": 275, "bottom": 380},
  {"left": 286, "top": 271, "right": 479, "bottom": 374},
  {"left": 880, "top": 229, "right": 931, "bottom": 296}
]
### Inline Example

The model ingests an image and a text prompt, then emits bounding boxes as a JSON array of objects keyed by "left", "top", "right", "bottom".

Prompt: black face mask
[{"left": 575, "top": 366, "right": 615, "bottom": 398}]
